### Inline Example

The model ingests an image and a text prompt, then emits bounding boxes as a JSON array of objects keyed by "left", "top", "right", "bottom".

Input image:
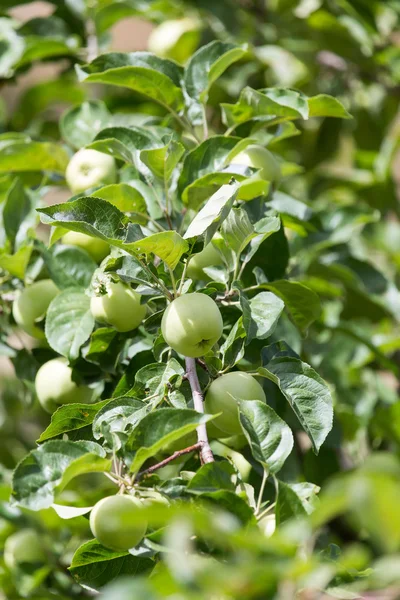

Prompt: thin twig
[
  {"left": 135, "top": 443, "right": 202, "bottom": 480},
  {"left": 185, "top": 357, "right": 214, "bottom": 464}
]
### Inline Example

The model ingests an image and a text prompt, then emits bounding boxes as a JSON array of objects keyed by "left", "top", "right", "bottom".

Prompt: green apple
[
  {"left": 62, "top": 231, "right": 109, "bottom": 263},
  {"left": 90, "top": 495, "right": 147, "bottom": 551},
  {"left": 65, "top": 149, "right": 117, "bottom": 194},
  {"left": 148, "top": 18, "right": 201, "bottom": 63},
  {"left": 205, "top": 371, "right": 266, "bottom": 435},
  {"left": 187, "top": 241, "right": 224, "bottom": 281},
  {"left": 35, "top": 357, "right": 95, "bottom": 413},
  {"left": 161, "top": 293, "right": 223, "bottom": 358},
  {"left": 90, "top": 281, "right": 147, "bottom": 332},
  {"left": 12, "top": 279, "right": 59, "bottom": 339},
  {"left": 231, "top": 144, "right": 281, "bottom": 189},
  {"left": 4, "top": 529, "right": 46, "bottom": 569}
]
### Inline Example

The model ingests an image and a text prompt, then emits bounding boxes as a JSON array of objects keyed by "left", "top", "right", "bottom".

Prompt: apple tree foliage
[{"left": 1, "top": 1, "right": 400, "bottom": 599}]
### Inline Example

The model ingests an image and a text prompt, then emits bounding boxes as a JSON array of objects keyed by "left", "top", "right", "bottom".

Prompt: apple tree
[{"left": 1, "top": 1, "right": 400, "bottom": 599}]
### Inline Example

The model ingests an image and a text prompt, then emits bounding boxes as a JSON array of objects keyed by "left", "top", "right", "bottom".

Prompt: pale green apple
[
  {"left": 12, "top": 279, "right": 59, "bottom": 339},
  {"left": 62, "top": 231, "right": 109, "bottom": 263},
  {"left": 231, "top": 144, "right": 281, "bottom": 200},
  {"left": 35, "top": 357, "right": 95, "bottom": 413},
  {"left": 4, "top": 529, "right": 46, "bottom": 569},
  {"left": 90, "top": 495, "right": 147, "bottom": 551},
  {"left": 66, "top": 149, "right": 116, "bottom": 194},
  {"left": 205, "top": 371, "right": 266, "bottom": 435},
  {"left": 161, "top": 293, "right": 223, "bottom": 358},
  {"left": 187, "top": 241, "right": 224, "bottom": 281},
  {"left": 90, "top": 281, "right": 146, "bottom": 332},
  {"left": 148, "top": 18, "right": 201, "bottom": 63}
]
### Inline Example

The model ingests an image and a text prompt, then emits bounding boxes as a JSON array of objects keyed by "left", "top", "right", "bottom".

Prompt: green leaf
[
  {"left": 38, "top": 197, "right": 188, "bottom": 269},
  {"left": 17, "top": 37, "right": 80, "bottom": 69},
  {"left": 94, "top": 183, "right": 148, "bottom": 218},
  {"left": 258, "top": 354, "right": 333, "bottom": 453},
  {"left": 220, "top": 318, "right": 246, "bottom": 370},
  {"left": 248, "top": 291, "right": 285, "bottom": 342},
  {"left": 127, "top": 231, "right": 189, "bottom": 270},
  {"left": 89, "top": 126, "right": 161, "bottom": 164},
  {"left": 12, "top": 440, "right": 110, "bottom": 510},
  {"left": 126, "top": 408, "right": 214, "bottom": 473},
  {"left": 38, "top": 400, "right": 111, "bottom": 443},
  {"left": 258, "top": 280, "right": 321, "bottom": 333},
  {"left": 0, "top": 244, "right": 32, "bottom": 279},
  {"left": 140, "top": 139, "right": 185, "bottom": 181},
  {"left": 0, "top": 141, "right": 69, "bottom": 174},
  {"left": 184, "top": 41, "right": 248, "bottom": 124},
  {"left": 69, "top": 539, "right": 153, "bottom": 591},
  {"left": 238, "top": 400, "right": 293, "bottom": 473},
  {"left": 275, "top": 481, "right": 319, "bottom": 525},
  {"left": 38, "top": 196, "right": 129, "bottom": 245},
  {"left": 187, "top": 461, "right": 236, "bottom": 493},
  {"left": 182, "top": 171, "right": 247, "bottom": 210},
  {"left": 127, "top": 359, "right": 184, "bottom": 401},
  {"left": 2, "top": 178, "right": 31, "bottom": 249},
  {"left": 77, "top": 52, "right": 184, "bottom": 112},
  {"left": 40, "top": 243, "right": 97, "bottom": 290},
  {"left": 13, "top": 77, "right": 86, "bottom": 131},
  {"left": 93, "top": 397, "right": 148, "bottom": 450},
  {"left": 221, "top": 86, "right": 306, "bottom": 129},
  {"left": 178, "top": 136, "right": 240, "bottom": 197},
  {"left": 60, "top": 100, "right": 111, "bottom": 149},
  {"left": 308, "top": 94, "right": 352, "bottom": 119},
  {"left": 45, "top": 289, "right": 94, "bottom": 361},
  {"left": 183, "top": 180, "right": 239, "bottom": 245}
]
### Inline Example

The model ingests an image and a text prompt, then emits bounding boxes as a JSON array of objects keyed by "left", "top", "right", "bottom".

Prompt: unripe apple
[
  {"left": 187, "top": 241, "right": 224, "bottom": 281},
  {"left": 12, "top": 279, "right": 59, "bottom": 339},
  {"left": 161, "top": 293, "right": 223, "bottom": 358},
  {"left": 4, "top": 529, "right": 46, "bottom": 569},
  {"left": 205, "top": 371, "right": 266, "bottom": 435},
  {"left": 62, "top": 231, "right": 109, "bottom": 263},
  {"left": 65, "top": 149, "right": 117, "bottom": 194},
  {"left": 231, "top": 145, "right": 281, "bottom": 184},
  {"left": 35, "top": 357, "right": 95, "bottom": 413},
  {"left": 90, "top": 495, "right": 147, "bottom": 551},
  {"left": 90, "top": 281, "right": 146, "bottom": 332},
  {"left": 258, "top": 513, "right": 276, "bottom": 538},
  {"left": 148, "top": 18, "right": 201, "bottom": 63}
]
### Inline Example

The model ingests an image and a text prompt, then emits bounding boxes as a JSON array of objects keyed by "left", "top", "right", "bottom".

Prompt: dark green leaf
[{"left": 12, "top": 440, "right": 110, "bottom": 510}]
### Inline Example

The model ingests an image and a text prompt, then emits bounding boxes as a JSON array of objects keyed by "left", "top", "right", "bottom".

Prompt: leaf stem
[
  {"left": 168, "top": 266, "right": 177, "bottom": 298},
  {"left": 185, "top": 357, "right": 214, "bottom": 464},
  {"left": 256, "top": 469, "right": 269, "bottom": 515},
  {"left": 135, "top": 443, "right": 202, "bottom": 480}
]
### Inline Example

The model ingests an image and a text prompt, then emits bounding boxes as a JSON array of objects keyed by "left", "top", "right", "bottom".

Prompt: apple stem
[{"left": 185, "top": 357, "right": 215, "bottom": 464}]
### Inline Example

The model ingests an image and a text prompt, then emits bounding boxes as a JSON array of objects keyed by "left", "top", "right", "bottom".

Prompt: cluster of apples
[{"left": 9, "top": 144, "right": 273, "bottom": 551}]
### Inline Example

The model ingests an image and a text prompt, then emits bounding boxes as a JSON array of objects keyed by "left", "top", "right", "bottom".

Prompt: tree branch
[
  {"left": 185, "top": 357, "right": 214, "bottom": 464},
  {"left": 135, "top": 443, "right": 202, "bottom": 480}
]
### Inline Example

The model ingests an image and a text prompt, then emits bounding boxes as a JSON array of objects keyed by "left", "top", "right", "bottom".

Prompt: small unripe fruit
[
  {"left": 62, "top": 231, "right": 109, "bottom": 263},
  {"left": 4, "top": 529, "right": 46, "bottom": 569},
  {"left": 12, "top": 279, "right": 59, "bottom": 339},
  {"left": 231, "top": 145, "right": 281, "bottom": 183},
  {"left": 90, "top": 282, "right": 146, "bottom": 332},
  {"left": 35, "top": 357, "right": 95, "bottom": 413},
  {"left": 187, "top": 242, "right": 224, "bottom": 281},
  {"left": 161, "top": 293, "right": 223, "bottom": 358},
  {"left": 205, "top": 372, "right": 266, "bottom": 435},
  {"left": 90, "top": 495, "right": 147, "bottom": 551},
  {"left": 148, "top": 18, "right": 201, "bottom": 63},
  {"left": 66, "top": 149, "right": 116, "bottom": 194}
]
